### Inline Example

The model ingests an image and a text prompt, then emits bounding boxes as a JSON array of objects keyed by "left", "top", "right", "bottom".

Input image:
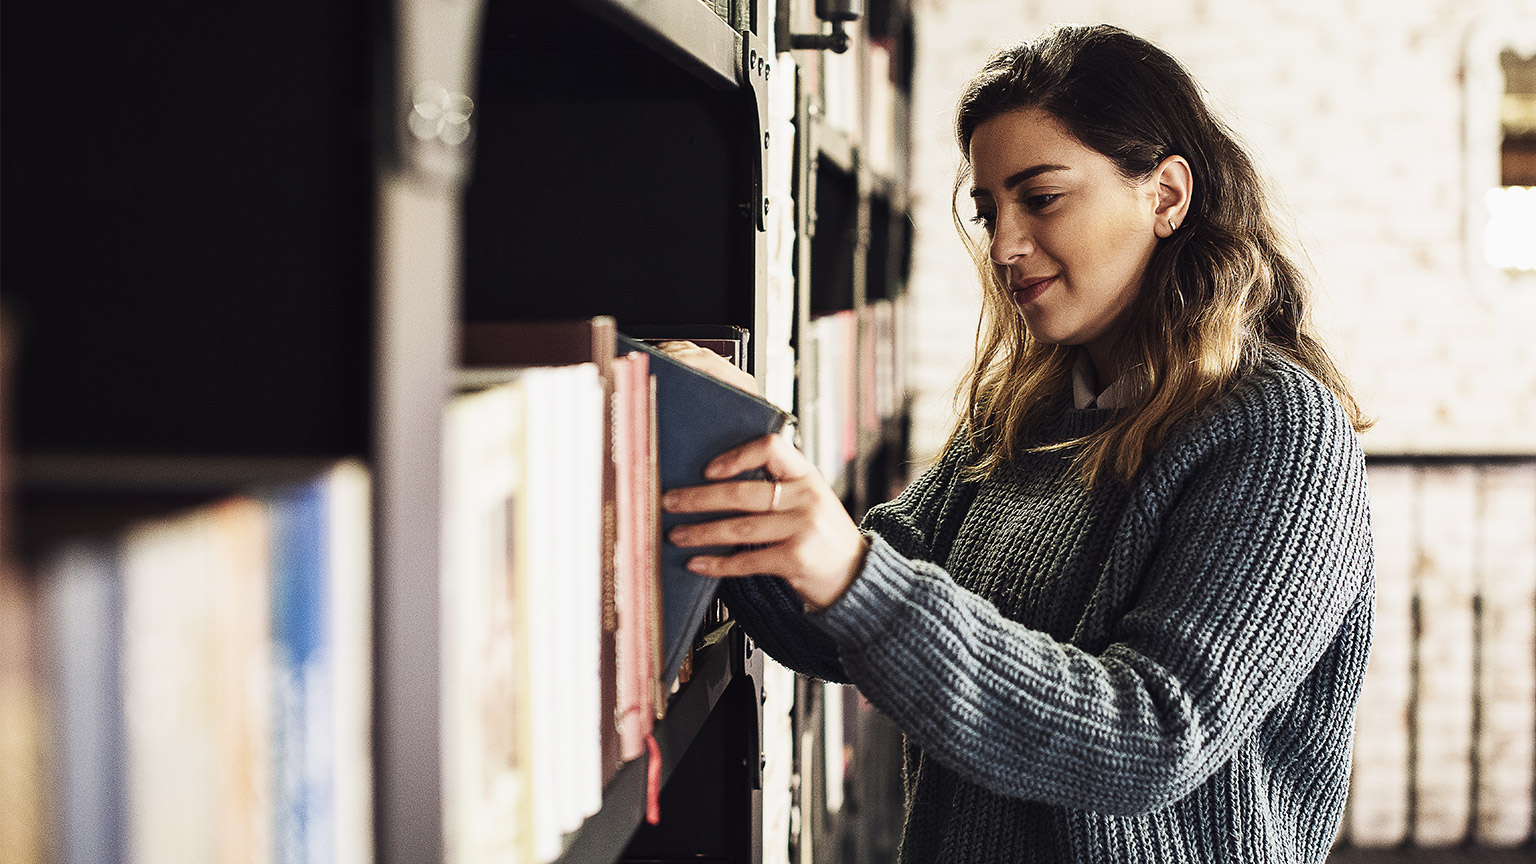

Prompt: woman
[{"left": 662, "top": 23, "right": 1374, "bottom": 863}]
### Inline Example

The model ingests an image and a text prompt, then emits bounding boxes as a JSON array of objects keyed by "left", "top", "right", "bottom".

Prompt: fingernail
[
  {"left": 661, "top": 491, "right": 678, "bottom": 510},
  {"left": 704, "top": 461, "right": 728, "bottom": 479},
  {"left": 669, "top": 526, "right": 688, "bottom": 545}
]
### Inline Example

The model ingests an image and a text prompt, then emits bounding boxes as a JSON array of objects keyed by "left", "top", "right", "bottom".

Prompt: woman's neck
[{"left": 1083, "top": 344, "right": 1122, "bottom": 396}]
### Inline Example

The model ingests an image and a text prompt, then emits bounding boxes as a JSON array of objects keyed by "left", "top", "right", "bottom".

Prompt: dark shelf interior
[
  {"left": 621, "top": 675, "right": 758, "bottom": 861},
  {"left": 809, "top": 157, "right": 857, "bottom": 314},
  {"left": 465, "top": 0, "right": 759, "bottom": 333},
  {"left": 865, "top": 193, "right": 913, "bottom": 303},
  {"left": 1, "top": 0, "right": 378, "bottom": 458}
]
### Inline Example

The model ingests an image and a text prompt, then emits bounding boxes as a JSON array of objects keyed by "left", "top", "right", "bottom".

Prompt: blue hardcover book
[
  {"left": 270, "top": 479, "right": 332, "bottom": 864},
  {"left": 617, "top": 335, "right": 792, "bottom": 688}
]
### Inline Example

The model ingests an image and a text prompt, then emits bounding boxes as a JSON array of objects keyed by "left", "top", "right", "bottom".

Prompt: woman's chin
[{"left": 1021, "top": 318, "right": 1073, "bottom": 347}]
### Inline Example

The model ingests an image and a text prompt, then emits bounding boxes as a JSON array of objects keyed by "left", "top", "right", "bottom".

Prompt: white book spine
[
  {"left": 760, "top": 656, "right": 796, "bottom": 864},
  {"left": 328, "top": 462, "right": 373, "bottom": 864},
  {"left": 866, "top": 43, "right": 893, "bottom": 179},
  {"left": 821, "top": 43, "right": 858, "bottom": 144},
  {"left": 123, "top": 512, "right": 219, "bottom": 864},
  {"left": 765, "top": 51, "right": 799, "bottom": 412},
  {"left": 800, "top": 320, "right": 819, "bottom": 476},
  {"left": 524, "top": 365, "right": 606, "bottom": 860},
  {"left": 569, "top": 365, "right": 606, "bottom": 825},
  {"left": 823, "top": 683, "right": 845, "bottom": 815},
  {"left": 443, "top": 388, "right": 524, "bottom": 864},
  {"left": 523, "top": 373, "right": 563, "bottom": 863}
]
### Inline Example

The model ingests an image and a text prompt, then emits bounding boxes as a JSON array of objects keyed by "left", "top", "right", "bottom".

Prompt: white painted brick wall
[
  {"left": 1412, "top": 465, "right": 1479, "bottom": 846},
  {"left": 1473, "top": 464, "right": 1536, "bottom": 845},
  {"left": 1347, "top": 465, "right": 1415, "bottom": 846},
  {"left": 906, "top": 0, "right": 1536, "bottom": 459}
]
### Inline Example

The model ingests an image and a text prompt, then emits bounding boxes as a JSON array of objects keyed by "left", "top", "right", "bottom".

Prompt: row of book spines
[
  {"left": 443, "top": 362, "right": 608, "bottom": 864},
  {"left": 801, "top": 301, "right": 906, "bottom": 488},
  {"left": 2, "top": 461, "right": 371, "bottom": 864},
  {"left": 448, "top": 331, "right": 753, "bottom": 863},
  {"left": 1344, "top": 461, "right": 1536, "bottom": 848}
]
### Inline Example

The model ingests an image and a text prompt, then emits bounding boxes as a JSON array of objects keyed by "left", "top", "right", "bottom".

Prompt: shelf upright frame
[{"left": 373, "top": 0, "right": 485, "bottom": 860}]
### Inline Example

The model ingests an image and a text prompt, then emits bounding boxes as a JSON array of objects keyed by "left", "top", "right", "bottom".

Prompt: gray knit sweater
[{"left": 721, "top": 352, "right": 1375, "bottom": 863}]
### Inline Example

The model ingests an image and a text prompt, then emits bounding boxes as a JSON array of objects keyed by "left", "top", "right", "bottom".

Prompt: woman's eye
[
  {"left": 1024, "top": 193, "right": 1061, "bottom": 211},
  {"left": 970, "top": 212, "right": 996, "bottom": 230}
]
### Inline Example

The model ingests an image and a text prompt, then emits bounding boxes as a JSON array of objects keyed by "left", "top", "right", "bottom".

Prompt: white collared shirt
[{"left": 1071, "top": 349, "right": 1130, "bottom": 410}]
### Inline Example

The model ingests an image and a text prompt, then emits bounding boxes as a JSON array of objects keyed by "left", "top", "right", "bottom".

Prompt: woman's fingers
[
  {"left": 668, "top": 511, "right": 797, "bottom": 548},
  {"left": 662, "top": 431, "right": 866, "bottom": 610},
  {"left": 703, "top": 433, "right": 810, "bottom": 482},
  {"left": 653, "top": 341, "right": 760, "bottom": 394},
  {"left": 685, "top": 530, "right": 870, "bottom": 611},
  {"left": 663, "top": 476, "right": 790, "bottom": 515}
]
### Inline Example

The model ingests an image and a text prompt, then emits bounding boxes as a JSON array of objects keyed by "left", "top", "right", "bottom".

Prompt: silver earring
[{"left": 1169, "top": 219, "right": 1178, "bottom": 232}]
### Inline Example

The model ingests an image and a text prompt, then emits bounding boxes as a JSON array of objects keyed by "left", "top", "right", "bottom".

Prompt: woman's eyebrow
[{"left": 970, "top": 163, "right": 1071, "bottom": 197}]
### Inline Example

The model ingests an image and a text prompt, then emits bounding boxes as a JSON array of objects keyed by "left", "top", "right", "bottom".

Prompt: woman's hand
[
  {"left": 662, "top": 433, "right": 868, "bottom": 611},
  {"left": 652, "top": 340, "right": 760, "bottom": 395}
]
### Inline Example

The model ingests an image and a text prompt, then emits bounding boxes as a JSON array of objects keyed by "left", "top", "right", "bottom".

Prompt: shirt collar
[{"left": 1070, "top": 349, "right": 1129, "bottom": 410}]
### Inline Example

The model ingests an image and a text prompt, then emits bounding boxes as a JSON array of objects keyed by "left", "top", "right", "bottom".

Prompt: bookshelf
[{"left": 0, "top": 0, "right": 914, "bottom": 859}]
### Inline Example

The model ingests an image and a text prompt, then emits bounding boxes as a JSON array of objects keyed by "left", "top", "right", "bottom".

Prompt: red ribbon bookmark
[{"left": 644, "top": 732, "right": 662, "bottom": 825}]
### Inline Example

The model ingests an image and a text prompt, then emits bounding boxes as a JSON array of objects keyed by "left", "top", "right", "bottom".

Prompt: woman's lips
[{"left": 1012, "top": 275, "right": 1056, "bottom": 304}]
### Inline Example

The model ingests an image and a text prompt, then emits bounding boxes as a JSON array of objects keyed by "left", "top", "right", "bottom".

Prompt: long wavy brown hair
[{"left": 948, "top": 24, "right": 1370, "bottom": 485}]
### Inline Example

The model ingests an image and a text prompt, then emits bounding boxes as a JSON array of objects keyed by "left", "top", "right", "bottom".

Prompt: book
[
  {"left": 462, "top": 318, "right": 622, "bottom": 787},
  {"left": 760, "top": 655, "right": 796, "bottom": 864},
  {"left": 866, "top": 41, "right": 895, "bottom": 180},
  {"left": 612, "top": 351, "right": 662, "bottom": 762},
  {"left": 442, "top": 381, "right": 532, "bottom": 864},
  {"left": 0, "top": 557, "right": 44, "bottom": 864},
  {"left": 617, "top": 335, "right": 792, "bottom": 689},
  {"left": 26, "top": 461, "right": 367, "bottom": 864},
  {"left": 324, "top": 464, "right": 373, "bottom": 864},
  {"left": 518, "top": 364, "right": 606, "bottom": 857},
  {"left": 267, "top": 463, "right": 372, "bottom": 864},
  {"left": 209, "top": 497, "right": 276, "bottom": 864},
  {"left": 448, "top": 352, "right": 605, "bottom": 854},
  {"left": 116, "top": 496, "right": 276, "bottom": 863},
  {"left": 40, "top": 540, "right": 126, "bottom": 864},
  {"left": 120, "top": 503, "right": 224, "bottom": 863},
  {"left": 803, "top": 311, "right": 856, "bottom": 489},
  {"left": 621, "top": 324, "right": 751, "bottom": 370}
]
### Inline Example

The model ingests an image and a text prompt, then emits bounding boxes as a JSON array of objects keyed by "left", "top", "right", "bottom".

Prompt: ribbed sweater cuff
[{"left": 807, "top": 531, "right": 911, "bottom": 650}]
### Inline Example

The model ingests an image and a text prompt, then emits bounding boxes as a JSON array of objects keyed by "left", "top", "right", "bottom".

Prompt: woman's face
[{"left": 968, "top": 108, "right": 1162, "bottom": 369}]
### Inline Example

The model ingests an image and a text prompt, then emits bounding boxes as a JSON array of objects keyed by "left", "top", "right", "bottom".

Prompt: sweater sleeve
[
  {"left": 806, "top": 364, "right": 1374, "bottom": 815},
  {"left": 717, "top": 433, "right": 978, "bottom": 683}
]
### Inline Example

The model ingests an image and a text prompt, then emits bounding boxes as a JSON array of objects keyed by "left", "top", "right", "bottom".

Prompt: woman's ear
[{"left": 1151, "top": 155, "right": 1192, "bottom": 239}]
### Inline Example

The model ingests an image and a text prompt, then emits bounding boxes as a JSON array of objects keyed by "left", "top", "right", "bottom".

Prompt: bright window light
[{"left": 1485, "top": 185, "right": 1536, "bottom": 270}]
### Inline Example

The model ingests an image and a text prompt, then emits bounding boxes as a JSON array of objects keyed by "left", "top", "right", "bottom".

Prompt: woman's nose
[{"left": 988, "top": 214, "right": 1035, "bottom": 265}]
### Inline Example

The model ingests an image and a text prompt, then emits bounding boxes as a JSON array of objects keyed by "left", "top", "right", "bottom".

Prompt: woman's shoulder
[
  {"left": 1165, "top": 348, "right": 1360, "bottom": 468},
  {"left": 1232, "top": 349, "right": 1353, "bottom": 430}
]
